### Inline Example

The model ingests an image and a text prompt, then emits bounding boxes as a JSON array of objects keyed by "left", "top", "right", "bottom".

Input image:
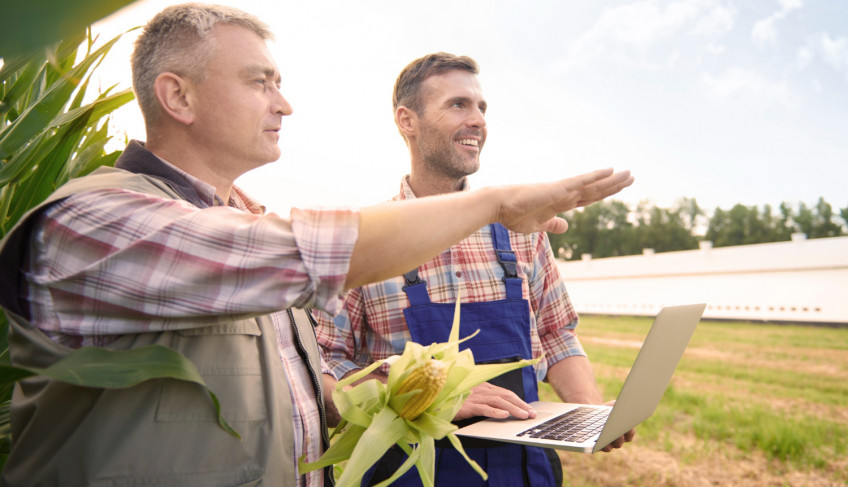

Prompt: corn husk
[{"left": 299, "top": 292, "right": 540, "bottom": 487}]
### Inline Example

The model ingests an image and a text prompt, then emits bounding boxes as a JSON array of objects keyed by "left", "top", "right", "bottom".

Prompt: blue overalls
[{"left": 362, "top": 224, "right": 560, "bottom": 487}]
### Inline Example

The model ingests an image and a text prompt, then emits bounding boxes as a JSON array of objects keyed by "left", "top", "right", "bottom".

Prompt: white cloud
[
  {"left": 796, "top": 45, "right": 814, "bottom": 68},
  {"left": 820, "top": 33, "right": 848, "bottom": 71},
  {"left": 752, "top": 18, "right": 778, "bottom": 47},
  {"left": 562, "top": 0, "right": 736, "bottom": 70},
  {"left": 667, "top": 51, "right": 680, "bottom": 67},
  {"left": 692, "top": 2, "right": 736, "bottom": 36},
  {"left": 752, "top": 0, "right": 804, "bottom": 49},
  {"left": 706, "top": 43, "right": 726, "bottom": 54},
  {"left": 703, "top": 68, "right": 794, "bottom": 108},
  {"left": 797, "top": 33, "right": 848, "bottom": 80}
]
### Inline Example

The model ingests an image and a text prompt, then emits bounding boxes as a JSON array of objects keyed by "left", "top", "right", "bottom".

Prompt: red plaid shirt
[{"left": 316, "top": 177, "right": 585, "bottom": 383}]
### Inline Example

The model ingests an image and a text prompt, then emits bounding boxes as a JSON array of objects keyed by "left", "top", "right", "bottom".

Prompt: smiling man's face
[{"left": 414, "top": 69, "right": 488, "bottom": 180}]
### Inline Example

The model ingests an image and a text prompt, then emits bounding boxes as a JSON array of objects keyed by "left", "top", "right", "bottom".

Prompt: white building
[{"left": 557, "top": 235, "right": 848, "bottom": 325}]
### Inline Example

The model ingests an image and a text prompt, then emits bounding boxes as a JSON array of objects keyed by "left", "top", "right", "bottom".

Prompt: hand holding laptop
[
  {"left": 456, "top": 304, "right": 706, "bottom": 453},
  {"left": 597, "top": 400, "right": 636, "bottom": 452},
  {"left": 547, "top": 353, "right": 635, "bottom": 452}
]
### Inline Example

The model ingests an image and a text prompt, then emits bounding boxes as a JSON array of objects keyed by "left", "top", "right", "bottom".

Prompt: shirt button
[{"left": 455, "top": 271, "right": 462, "bottom": 278}]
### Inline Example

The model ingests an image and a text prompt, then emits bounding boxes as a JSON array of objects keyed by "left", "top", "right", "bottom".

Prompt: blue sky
[{"left": 94, "top": 0, "right": 848, "bottom": 216}]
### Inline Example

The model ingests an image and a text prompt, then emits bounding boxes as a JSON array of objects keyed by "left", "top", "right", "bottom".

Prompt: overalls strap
[
  {"left": 490, "top": 223, "right": 523, "bottom": 300},
  {"left": 402, "top": 269, "right": 431, "bottom": 305}
]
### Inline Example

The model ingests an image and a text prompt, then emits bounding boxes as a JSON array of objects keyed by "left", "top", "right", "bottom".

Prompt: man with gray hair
[{"left": 0, "top": 5, "right": 632, "bottom": 487}]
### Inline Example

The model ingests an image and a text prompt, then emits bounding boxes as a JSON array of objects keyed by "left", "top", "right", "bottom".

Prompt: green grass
[{"left": 539, "top": 315, "right": 848, "bottom": 482}]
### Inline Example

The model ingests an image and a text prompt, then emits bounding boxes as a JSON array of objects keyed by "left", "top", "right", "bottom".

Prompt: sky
[{"left": 90, "top": 0, "right": 848, "bottom": 217}]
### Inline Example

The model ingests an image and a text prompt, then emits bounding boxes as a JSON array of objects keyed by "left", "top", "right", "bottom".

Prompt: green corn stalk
[
  {"left": 1, "top": 0, "right": 137, "bottom": 59},
  {"left": 1, "top": 27, "right": 239, "bottom": 471},
  {"left": 300, "top": 292, "right": 541, "bottom": 487}
]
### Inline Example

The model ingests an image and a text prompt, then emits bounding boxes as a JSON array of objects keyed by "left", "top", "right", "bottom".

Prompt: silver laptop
[{"left": 455, "top": 303, "right": 706, "bottom": 453}]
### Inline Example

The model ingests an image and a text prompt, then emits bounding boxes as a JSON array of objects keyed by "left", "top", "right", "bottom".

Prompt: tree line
[{"left": 547, "top": 197, "right": 848, "bottom": 260}]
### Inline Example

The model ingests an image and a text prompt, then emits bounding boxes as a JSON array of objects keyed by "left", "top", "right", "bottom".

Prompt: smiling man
[
  {"left": 316, "top": 53, "right": 636, "bottom": 487},
  {"left": 0, "top": 8, "right": 633, "bottom": 486}
]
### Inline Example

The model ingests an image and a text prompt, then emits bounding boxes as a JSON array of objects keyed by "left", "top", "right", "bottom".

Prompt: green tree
[
  {"left": 631, "top": 201, "right": 698, "bottom": 253},
  {"left": 706, "top": 203, "right": 784, "bottom": 247},
  {"left": 550, "top": 200, "right": 636, "bottom": 260},
  {"left": 840, "top": 206, "right": 848, "bottom": 233},
  {"left": 676, "top": 197, "right": 704, "bottom": 234},
  {"left": 789, "top": 199, "right": 845, "bottom": 239},
  {"left": 794, "top": 202, "right": 815, "bottom": 238},
  {"left": 810, "top": 197, "right": 844, "bottom": 238},
  {"left": 776, "top": 202, "right": 794, "bottom": 241}
]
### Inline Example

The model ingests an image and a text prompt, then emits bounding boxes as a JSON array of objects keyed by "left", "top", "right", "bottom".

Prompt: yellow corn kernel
[{"left": 396, "top": 359, "right": 448, "bottom": 419}]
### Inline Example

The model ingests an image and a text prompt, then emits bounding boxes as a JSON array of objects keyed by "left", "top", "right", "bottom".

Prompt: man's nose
[
  {"left": 467, "top": 107, "right": 485, "bottom": 128},
  {"left": 272, "top": 87, "right": 293, "bottom": 116}
]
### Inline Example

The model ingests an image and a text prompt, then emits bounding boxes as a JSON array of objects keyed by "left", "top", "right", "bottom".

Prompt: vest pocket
[
  {"left": 89, "top": 469, "right": 264, "bottom": 487},
  {"left": 155, "top": 369, "right": 265, "bottom": 422},
  {"left": 155, "top": 320, "right": 266, "bottom": 423}
]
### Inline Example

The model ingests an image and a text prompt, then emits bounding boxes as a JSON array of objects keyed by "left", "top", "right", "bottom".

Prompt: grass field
[{"left": 540, "top": 315, "right": 848, "bottom": 486}]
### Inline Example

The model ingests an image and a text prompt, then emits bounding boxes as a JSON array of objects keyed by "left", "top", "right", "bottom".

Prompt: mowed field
[{"left": 539, "top": 315, "right": 848, "bottom": 487}]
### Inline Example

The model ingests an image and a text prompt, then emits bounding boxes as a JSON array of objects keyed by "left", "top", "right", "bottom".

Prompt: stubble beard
[{"left": 418, "top": 123, "right": 480, "bottom": 180}]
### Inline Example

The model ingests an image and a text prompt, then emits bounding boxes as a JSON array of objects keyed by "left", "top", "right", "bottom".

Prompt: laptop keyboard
[{"left": 517, "top": 406, "right": 610, "bottom": 443}]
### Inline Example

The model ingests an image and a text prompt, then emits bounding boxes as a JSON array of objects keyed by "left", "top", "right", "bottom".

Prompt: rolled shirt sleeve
[
  {"left": 27, "top": 188, "right": 359, "bottom": 344},
  {"left": 527, "top": 232, "right": 587, "bottom": 380}
]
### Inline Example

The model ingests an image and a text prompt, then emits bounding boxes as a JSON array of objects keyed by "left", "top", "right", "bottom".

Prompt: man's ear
[
  {"left": 396, "top": 106, "right": 417, "bottom": 139},
  {"left": 153, "top": 72, "right": 195, "bottom": 125}
]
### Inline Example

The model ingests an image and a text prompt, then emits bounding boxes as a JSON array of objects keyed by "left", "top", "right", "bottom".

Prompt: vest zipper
[{"left": 288, "top": 308, "right": 335, "bottom": 486}]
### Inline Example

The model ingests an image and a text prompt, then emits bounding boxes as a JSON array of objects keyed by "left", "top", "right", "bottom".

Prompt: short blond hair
[{"left": 131, "top": 3, "right": 273, "bottom": 125}]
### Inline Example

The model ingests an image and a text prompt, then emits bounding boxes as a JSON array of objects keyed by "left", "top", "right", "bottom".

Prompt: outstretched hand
[{"left": 494, "top": 168, "right": 634, "bottom": 234}]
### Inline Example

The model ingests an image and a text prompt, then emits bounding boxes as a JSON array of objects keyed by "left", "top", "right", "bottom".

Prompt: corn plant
[
  {"left": 0, "top": 27, "right": 133, "bottom": 471},
  {"left": 300, "top": 293, "right": 541, "bottom": 487},
  {"left": 2, "top": 0, "right": 136, "bottom": 59},
  {"left": 0, "top": 29, "right": 238, "bottom": 472}
]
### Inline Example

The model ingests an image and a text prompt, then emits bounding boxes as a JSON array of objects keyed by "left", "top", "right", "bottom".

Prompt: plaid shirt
[
  {"left": 316, "top": 176, "right": 585, "bottom": 384},
  {"left": 26, "top": 155, "right": 358, "bottom": 487}
]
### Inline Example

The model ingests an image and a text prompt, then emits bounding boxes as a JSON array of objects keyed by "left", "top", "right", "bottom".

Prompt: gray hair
[{"left": 131, "top": 3, "right": 273, "bottom": 125}]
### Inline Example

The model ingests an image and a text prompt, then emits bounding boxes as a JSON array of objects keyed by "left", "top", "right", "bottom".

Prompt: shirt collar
[
  {"left": 115, "top": 140, "right": 265, "bottom": 215},
  {"left": 396, "top": 175, "right": 470, "bottom": 201}
]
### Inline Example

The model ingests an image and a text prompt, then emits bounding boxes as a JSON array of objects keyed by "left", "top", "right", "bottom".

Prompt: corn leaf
[
  {"left": 448, "top": 358, "right": 541, "bottom": 398},
  {"left": 333, "top": 382, "right": 380, "bottom": 428},
  {"left": 0, "top": 0, "right": 136, "bottom": 58},
  {"left": 337, "top": 358, "right": 385, "bottom": 388},
  {"left": 0, "top": 345, "right": 239, "bottom": 438},
  {"left": 299, "top": 423, "right": 367, "bottom": 473},
  {"left": 1, "top": 25, "right": 146, "bottom": 475},
  {"left": 416, "top": 435, "right": 436, "bottom": 487},
  {"left": 1, "top": 60, "right": 42, "bottom": 113},
  {"left": 0, "top": 51, "right": 46, "bottom": 85},
  {"left": 337, "top": 407, "right": 407, "bottom": 487},
  {"left": 445, "top": 432, "right": 487, "bottom": 480},
  {"left": 373, "top": 442, "right": 424, "bottom": 487},
  {"left": 0, "top": 34, "right": 122, "bottom": 160}
]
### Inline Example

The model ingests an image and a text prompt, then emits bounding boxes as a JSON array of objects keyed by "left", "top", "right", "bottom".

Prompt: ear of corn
[
  {"left": 394, "top": 359, "right": 448, "bottom": 419},
  {"left": 299, "top": 290, "right": 541, "bottom": 487}
]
